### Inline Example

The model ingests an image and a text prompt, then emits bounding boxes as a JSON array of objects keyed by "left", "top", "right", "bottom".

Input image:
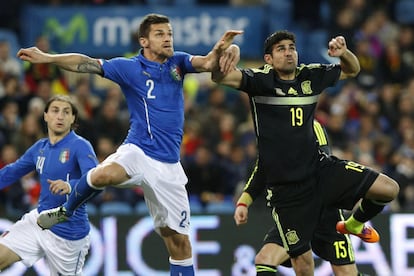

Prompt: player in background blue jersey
[
  {"left": 0, "top": 95, "right": 98, "bottom": 275},
  {"left": 17, "top": 13, "right": 241, "bottom": 276}
]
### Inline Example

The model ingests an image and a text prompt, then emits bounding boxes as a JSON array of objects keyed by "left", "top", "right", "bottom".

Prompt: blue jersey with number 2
[{"left": 101, "top": 51, "right": 196, "bottom": 163}]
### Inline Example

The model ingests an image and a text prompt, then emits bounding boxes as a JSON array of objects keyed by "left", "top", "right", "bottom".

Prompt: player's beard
[{"left": 279, "top": 66, "right": 296, "bottom": 75}]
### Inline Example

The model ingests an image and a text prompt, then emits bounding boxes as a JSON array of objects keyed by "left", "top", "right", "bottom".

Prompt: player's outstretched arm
[
  {"left": 192, "top": 30, "right": 243, "bottom": 73},
  {"left": 327, "top": 36, "right": 360, "bottom": 80},
  {"left": 17, "top": 47, "right": 103, "bottom": 75}
]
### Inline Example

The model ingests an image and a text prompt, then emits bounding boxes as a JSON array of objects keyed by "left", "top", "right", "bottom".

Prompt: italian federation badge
[{"left": 59, "top": 149, "right": 70, "bottom": 163}]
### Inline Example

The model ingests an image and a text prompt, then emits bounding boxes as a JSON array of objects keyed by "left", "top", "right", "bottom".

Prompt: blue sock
[
  {"left": 169, "top": 258, "right": 194, "bottom": 276},
  {"left": 63, "top": 173, "right": 102, "bottom": 216},
  {"left": 170, "top": 264, "right": 194, "bottom": 276}
]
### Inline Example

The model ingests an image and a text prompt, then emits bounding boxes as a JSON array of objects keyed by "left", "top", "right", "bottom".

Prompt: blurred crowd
[{"left": 1, "top": 0, "right": 414, "bottom": 216}]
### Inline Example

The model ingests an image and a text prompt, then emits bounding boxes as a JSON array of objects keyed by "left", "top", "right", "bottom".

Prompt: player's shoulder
[
  {"left": 297, "top": 63, "right": 339, "bottom": 73},
  {"left": 243, "top": 64, "right": 273, "bottom": 78}
]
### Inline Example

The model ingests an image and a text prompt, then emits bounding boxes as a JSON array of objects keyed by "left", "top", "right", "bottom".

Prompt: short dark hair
[
  {"left": 138, "top": 13, "right": 170, "bottom": 39},
  {"left": 264, "top": 30, "right": 296, "bottom": 54},
  {"left": 44, "top": 95, "right": 79, "bottom": 130}
]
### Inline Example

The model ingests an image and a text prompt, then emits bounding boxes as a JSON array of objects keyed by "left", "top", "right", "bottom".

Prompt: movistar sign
[{"left": 21, "top": 5, "right": 265, "bottom": 58}]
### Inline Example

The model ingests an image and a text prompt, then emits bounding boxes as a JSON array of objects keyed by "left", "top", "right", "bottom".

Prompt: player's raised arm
[
  {"left": 17, "top": 47, "right": 103, "bottom": 75},
  {"left": 191, "top": 30, "right": 243, "bottom": 72},
  {"left": 327, "top": 36, "right": 360, "bottom": 80}
]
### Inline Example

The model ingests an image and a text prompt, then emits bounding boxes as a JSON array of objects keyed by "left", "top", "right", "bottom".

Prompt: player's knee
[
  {"left": 255, "top": 250, "right": 272, "bottom": 265},
  {"left": 379, "top": 174, "right": 400, "bottom": 201},
  {"left": 90, "top": 168, "right": 119, "bottom": 188}
]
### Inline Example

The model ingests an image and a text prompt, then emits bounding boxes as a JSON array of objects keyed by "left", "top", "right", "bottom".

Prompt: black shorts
[
  {"left": 267, "top": 153, "right": 379, "bottom": 257},
  {"left": 263, "top": 207, "right": 356, "bottom": 266}
]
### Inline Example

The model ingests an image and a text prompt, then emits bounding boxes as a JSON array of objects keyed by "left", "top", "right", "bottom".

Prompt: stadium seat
[{"left": 100, "top": 201, "right": 133, "bottom": 216}]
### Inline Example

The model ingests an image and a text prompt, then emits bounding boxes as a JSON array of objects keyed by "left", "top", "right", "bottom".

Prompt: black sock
[
  {"left": 256, "top": 264, "right": 277, "bottom": 275},
  {"left": 353, "top": 199, "right": 388, "bottom": 222}
]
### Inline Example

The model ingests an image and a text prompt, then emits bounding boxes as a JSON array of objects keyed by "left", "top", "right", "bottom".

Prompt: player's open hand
[
  {"left": 234, "top": 205, "right": 249, "bottom": 226},
  {"left": 327, "top": 36, "right": 347, "bottom": 57},
  {"left": 214, "top": 30, "right": 244, "bottom": 53},
  {"left": 220, "top": 44, "right": 240, "bottom": 75},
  {"left": 17, "top": 47, "right": 50, "bottom": 63},
  {"left": 48, "top": 179, "right": 72, "bottom": 195}
]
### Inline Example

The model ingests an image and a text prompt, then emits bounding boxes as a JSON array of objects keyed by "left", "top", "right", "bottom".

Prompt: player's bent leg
[
  {"left": 0, "top": 244, "right": 21, "bottom": 270},
  {"left": 160, "top": 226, "right": 194, "bottom": 276},
  {"left": 331, "top": 263, "right": 359, "bottom": 276},
  {"left": 365, "top": 173, "right": 399, "bottom": 202},
  {"left": 90, "top": 162, "right": 131, "bottom": 188},
  {"left": 255, "top": 243, "right": 289, "bottom": 275},
  {"left": 290, "top": 250, "right": 314, "bottom": 276},
  {"left": 337, "top": 174, "right": 399, "bottom": 244}
]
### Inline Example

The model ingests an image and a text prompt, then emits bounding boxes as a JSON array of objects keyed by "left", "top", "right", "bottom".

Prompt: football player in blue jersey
[
  {"left": 0, "top": 95, "right": 98, "bottom": 275},
  {"left": 18, "top": 13, "right": 241, "bottom": 276}
]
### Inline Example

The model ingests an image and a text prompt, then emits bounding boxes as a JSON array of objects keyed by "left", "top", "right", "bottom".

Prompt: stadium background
[{"left": 1, "top": 0, "right": 414, "bottom": 275}]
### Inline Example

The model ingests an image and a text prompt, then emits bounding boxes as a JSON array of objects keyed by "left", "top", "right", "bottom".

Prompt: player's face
[
  {"left": 143, "top": 23, "right": 174, "bottom": 63},
  {"left": 268, "top": 39, "right": 298, "bottom": 79},
  {"left": 44, "top": 100, "right": 75, "bottom": 136}
]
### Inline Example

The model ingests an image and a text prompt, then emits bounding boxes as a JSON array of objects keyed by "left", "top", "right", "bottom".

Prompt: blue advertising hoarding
[{"left": 21, "top": 5, "right": 266, "bottom": 59}]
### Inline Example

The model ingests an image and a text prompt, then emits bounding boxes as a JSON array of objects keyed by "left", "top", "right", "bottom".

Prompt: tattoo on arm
[{"left": 77, "top": 59, "right": 103, "bottom": 75}]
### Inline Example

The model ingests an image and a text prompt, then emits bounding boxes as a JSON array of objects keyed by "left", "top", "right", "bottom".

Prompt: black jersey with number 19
[{"left": 239, "top": 63, "right": 341, "bottom": 184}]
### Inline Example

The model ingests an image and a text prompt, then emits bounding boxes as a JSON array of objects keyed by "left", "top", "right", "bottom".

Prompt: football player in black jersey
[
  {"left": 213, "top": 30, "right": 399, "bottom": 275},
  {"left": 235, "top": 120, "right": 361, "bottom": 276}
]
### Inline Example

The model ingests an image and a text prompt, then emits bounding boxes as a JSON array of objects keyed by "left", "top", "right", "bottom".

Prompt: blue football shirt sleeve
[
  {"left": 67, "top": 140, "right": 98, "bottom": 189},
  {"left": 0, "top": 144, "right": 37, "bottom": 189},
  {"left": 101, "top": 57, "right": 132, "bottom": 86},
  {"left": 175, "top": 51, "right": 197, "bottom": 74},
  {"left": 76, "top": 140, "right": 98, "bottom": 175}
]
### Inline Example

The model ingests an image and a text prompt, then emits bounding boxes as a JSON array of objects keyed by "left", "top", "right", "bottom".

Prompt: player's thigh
[
  {"left": 143, "top": 174, "right": 190, "bottom": 236},
  {"left": 0, "top": 210, "right": 44, "bottom": 267},
  {"left": 318, "top": 155, "right": 378, "bottom": 209},
  {"left": 312, "top": 209, "right": 355, "bottom": 266},
  {"left": 0, "top": 244, "right": 21, "bottom": 268},
  {"left": 269, "top": 178, "right": 322, "bottom": 257},
  {"left": 43, "top": 233, "right": 90, "bottom": 275}
]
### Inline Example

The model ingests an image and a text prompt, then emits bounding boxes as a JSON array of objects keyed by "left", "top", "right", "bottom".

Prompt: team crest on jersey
[
  {"left": 301, "top": 81, "right": 313, "bottom": 94},
  {"left": 59, "top": 149, "right": 70, "bottom": 163},
  {"left": 285, "top": 230, "right": 299, "bottom": 245},
  {"left": 170, "top": 66, "right": 182, "bottom": 81}
]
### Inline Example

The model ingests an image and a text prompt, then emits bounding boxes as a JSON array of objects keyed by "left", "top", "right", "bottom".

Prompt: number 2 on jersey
[
  {"left": 146, "top": 79, "right": 155, "bottom": 99},
  {"left": 290, "top": 107, "right": 303, "bottom": 126}
]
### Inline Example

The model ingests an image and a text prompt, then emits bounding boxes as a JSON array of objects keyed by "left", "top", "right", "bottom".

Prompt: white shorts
[
  {"left": 102, "top": 143, "right": 191, "bottom": 235},
  {"left": 0, "top": 209, "right": 90, "bottom": 275}
]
